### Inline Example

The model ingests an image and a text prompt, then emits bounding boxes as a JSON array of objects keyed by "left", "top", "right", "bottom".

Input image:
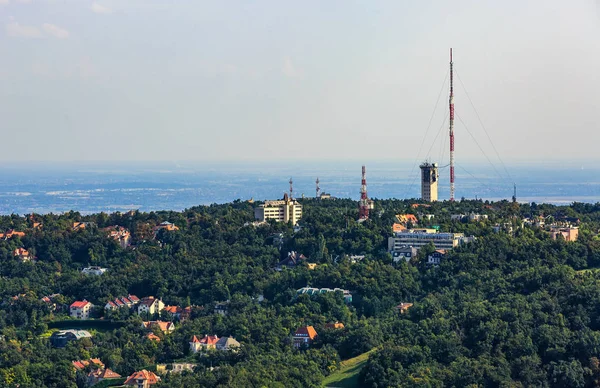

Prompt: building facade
[
  {"left": 254, "top": 194, "right": 302, "bottom": 225},
  {"left": 420, "top": 162, "right": 439, "bottom": 202},
  {"left": 70, "top": 300, "right": 93, "bottom": 319},
  {"left": 388, "top": 230, "right": 472, "bottom": 251}
]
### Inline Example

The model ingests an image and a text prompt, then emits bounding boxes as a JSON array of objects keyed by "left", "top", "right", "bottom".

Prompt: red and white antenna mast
[
  {"left": 449, "top": 48, "right": 455, "bottom": 201},
  {"left": 358, "top": 166, "right": 369, "bottom": 220}
]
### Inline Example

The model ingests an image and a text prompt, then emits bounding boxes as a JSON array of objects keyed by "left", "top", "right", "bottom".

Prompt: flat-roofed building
[
  {"left": 254, "top": 193, "right": 302, "bottom": 225},
  {"left": 388, "top": 229, "right": 473, "bottom": 251}
]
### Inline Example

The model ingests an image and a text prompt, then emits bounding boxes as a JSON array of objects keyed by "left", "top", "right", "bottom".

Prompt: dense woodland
[{"left": 1, "top": 198, "right": 600, "bottom": 387}]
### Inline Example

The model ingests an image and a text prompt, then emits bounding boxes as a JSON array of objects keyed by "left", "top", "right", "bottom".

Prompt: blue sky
[{"left": 1, "top": 0, "right": 599, "bottom": 162}]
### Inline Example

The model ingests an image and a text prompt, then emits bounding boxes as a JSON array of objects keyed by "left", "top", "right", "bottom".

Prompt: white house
[
  {"left": 82, "top": 266, "right": 107, "bottom": 276},
  {"left": 137, "top": 297, "right": 165, "bottom": 316},
  {"left": 70, "top": 300, "right": 93, "bottom": 319}
]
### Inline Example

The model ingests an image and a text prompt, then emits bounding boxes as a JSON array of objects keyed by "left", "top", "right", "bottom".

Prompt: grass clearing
[{"left": 321, "top": 348, "right": 377, "bottom": 388}]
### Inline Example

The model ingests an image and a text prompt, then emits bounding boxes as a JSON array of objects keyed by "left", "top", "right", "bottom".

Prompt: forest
[{"left": 1, "top": 197, "right": 600, "bottom": 387}]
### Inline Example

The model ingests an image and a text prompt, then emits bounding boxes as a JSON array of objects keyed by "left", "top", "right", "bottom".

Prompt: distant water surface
[{"left": 0, "top": 161, "right": 597, "bottom": 215}]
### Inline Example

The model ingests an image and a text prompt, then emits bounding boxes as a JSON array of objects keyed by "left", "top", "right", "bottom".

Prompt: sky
[{"left": 0, "top": 0, "right": 599, "bottom": 163}]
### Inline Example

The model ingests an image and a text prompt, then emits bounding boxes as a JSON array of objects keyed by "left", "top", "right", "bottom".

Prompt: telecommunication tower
[
  {"left": 289, "top": 178, "right": 293, "bottom": 200},
  {"left": 420, "top": 162, "right": 439, "bottom": 202},
  {"left": 358, "top": 166, "right": 370, "bottom": 220},
  {"left": 316, "top": 177, "right": 321, "bottom": 198},
  {"left": 449, "top": 48, "right": 455, "bottom": 201}
]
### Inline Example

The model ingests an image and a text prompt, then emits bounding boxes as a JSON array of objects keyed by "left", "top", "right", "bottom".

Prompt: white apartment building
[
  {"left": 388, "top": 229, "right": 473, "bottom": 251},
  {"left": 254, "top": 194, "right": 302, "bottom": 225}
]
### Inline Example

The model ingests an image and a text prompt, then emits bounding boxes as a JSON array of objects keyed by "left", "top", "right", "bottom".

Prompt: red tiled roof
[
  {"left": 190, "top": 335, "right": 201, "bottom": 343},
  {"left": 164, "top": 305, "right": 181, "bottom": 314},
  {"left": 121, "top": 297, "right": 131, "bottom": 304},
  {"left": 199, "top": 335, "right": 219, "bottom": 345},
  {"left": 325, "top": 322, "right": 345, "bottom": 329},
  {"left": 128, "top": 295, "right": 139, "bottom": 302},
  {"left": 146, "top": 332, "right": 161, "bottom": 342},
  {"left": 294, "top": 326, "right": 318, "bottom": 340},
  {"left": 70, "top": 300, "right": 90, "bottom": 309},
  {"left": 142, "top": 321, "right": 174, "bottom": 333},
  {"left": 124, "top": 370, "right": 160, "bottom": 386}
]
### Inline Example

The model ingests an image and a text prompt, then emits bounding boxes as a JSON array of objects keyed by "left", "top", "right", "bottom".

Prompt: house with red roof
[
  {"left": 0, "top": 229, "right": 26, "bottom": 240},
  {"left": 124, "top": 370, "right": 160, "bottom": 387},
  {"left": 70, "top": 300, "right": 93, "bottom": 319},
  {"left": 87, "top": 368, "right": 121, "bottom": 385},
  {"left": 145, "top": 332, "right": 161, "bottom": 342},
  {"left": 72, "top": 358, "right": 105, "bottom": 371},
  {"left": 189, "top": 334, "right": 219, "bottom": 352},
  {"left": 105, "top": 295, "right": 140, "bottom": 311},
  {"left": 396, "top": 302, "right": 414, "bottom": 314},
  {"left": 293, "top": 326, "right": 318, "bottom": 349},
  {"left": 325, "top": 321, "right": 345, "bottom": 329},
  {"left": 141, "top": 321, "right": 175, "bottom": 334},
  {"left": 13, "top": 248, "right": 35, "bottom": 262}
]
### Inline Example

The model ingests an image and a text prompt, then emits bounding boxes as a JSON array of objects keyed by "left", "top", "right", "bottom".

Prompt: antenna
[
  {"left": 289, "top": 178, "right": 293, "bottom": 200},
  {"left": 449, "top": 48, "right": 455, "bottom": 201},
  {"left": 316, "top": 177, "right": 320, "bottom": 198}
]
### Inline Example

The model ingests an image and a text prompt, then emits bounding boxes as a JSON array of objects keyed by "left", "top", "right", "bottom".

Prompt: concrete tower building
[{"left": 420, "top": 162, "right": 439, "bottom": 202}]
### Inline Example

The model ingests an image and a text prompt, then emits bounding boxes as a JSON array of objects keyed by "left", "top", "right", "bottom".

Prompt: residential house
[
  {"left": 106, "top": 226, "right": 132, "bottom": 248},
  {"left": 156, "top": 363, "right": 196, "bottom": 375},
  {"left": 170, "top": 363, "right": 196, "bottom": 373},
  {"left": 137, "top": 296, "right": 165, "bottom": 316},
  {"left": 277, "top": 251, "right": 307, "bottom": 269},
  {"left": 293, "top": 326, "right": 318, "bottom": 349},
  {"left": 105, "top": 295, "right": 140, "bottom": 311},
  {"left": 73, "top": 222, "right": 94, "bottom": 231},
  {"left": 396, "top": 214, "right": 418, "bottom": 226},
  {"left": 189, "top": 335, "right": 219, "bottom": 352},
  {"left": 349, "top": 255, "right": 365, "bottom": 263},
  {"left": 214, "top": 301, "right": 230, "bottom": 316},
  {"left": 141, "top": 321, "right": 175, "bottom": 334},
  {"left": 0, "top": 229, "right": 25, "bottom": 240},
  {"left": 216, "top": 336, "right": 241, "bottom": 351},
  {"left": 88, "top": 368, "right": 121, "bottom": 386},
  {"left": 50, "top": 330, "right": 92, "bottom": 347},
  {"left": 391, "top": 246, "right": 418, "bottom": 263},
  {"left": 70, "top": 300, "right": 93, "bottom": 319},
  {"left": 164, "top": 305, "right": 192, "bottom": 322},
  {"left": 13, "top": 248, "right": 35, "bottom": 262},
  {"left": 550, "top": 227, "right": 579, "bottom": 242},
  {"left": 153, "top": 221, "right": 179, "bottom": 237},
  {"left": 145, "top": 332, "right": 161, "bottom": 342},
  {"left": 306, "top": 263, "right": 318, "bottom": 270},
  {"left": 325, "top": 322, "right": 345, "bottom": 329},
  {"left": 124, "top": 370, "right": 160, "bottom": 388},
  {"left": 392, "top": 223, "right": 407, "bottom": 233},
  {"left": 82, "top": 266, "right": 107, "bottom": 276},
  {"left": 469, "top": 213, "right": 489, "bottom": 222},
  {"left": 427, "top": 249, "right": 446, "bottom": 265},
  {"left": 296, "top": 287, "right": 353, "bottom": 303},
  {"left": 41, "top": 293, "right": 61, "bottom": 311},
  {"left": 396, "top": 303, "right": 414, "bottom": 314},
  {"left": 72, "top": 359, "right": 105, "bottom": 371}
]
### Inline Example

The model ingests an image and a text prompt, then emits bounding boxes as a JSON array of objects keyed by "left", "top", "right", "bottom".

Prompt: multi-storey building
[
  {"left": 70, "top": 300, "right": 93, "bottom": 319},
  {"left": 254, "top": 193, "right": 302, "bottom": 225},
  {"left": 388, "top": 229, "right": 473, "bottom": 252}
]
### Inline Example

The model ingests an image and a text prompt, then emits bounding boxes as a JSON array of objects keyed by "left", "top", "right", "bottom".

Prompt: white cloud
[
  {"left": 282, "top": 56, "right": 299, "bottom": 78},
  {"left": 0, "top": 0, "right": 10, "bottom": 5},
  {"left": 6, "top": 21, "right": 42, "bottom": 38},
  {"left": 42, "top": 23, "right": 69, "bottom": 39},
  {"left": 91, "top": 2, "right": 111, "bottom": 14}
]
